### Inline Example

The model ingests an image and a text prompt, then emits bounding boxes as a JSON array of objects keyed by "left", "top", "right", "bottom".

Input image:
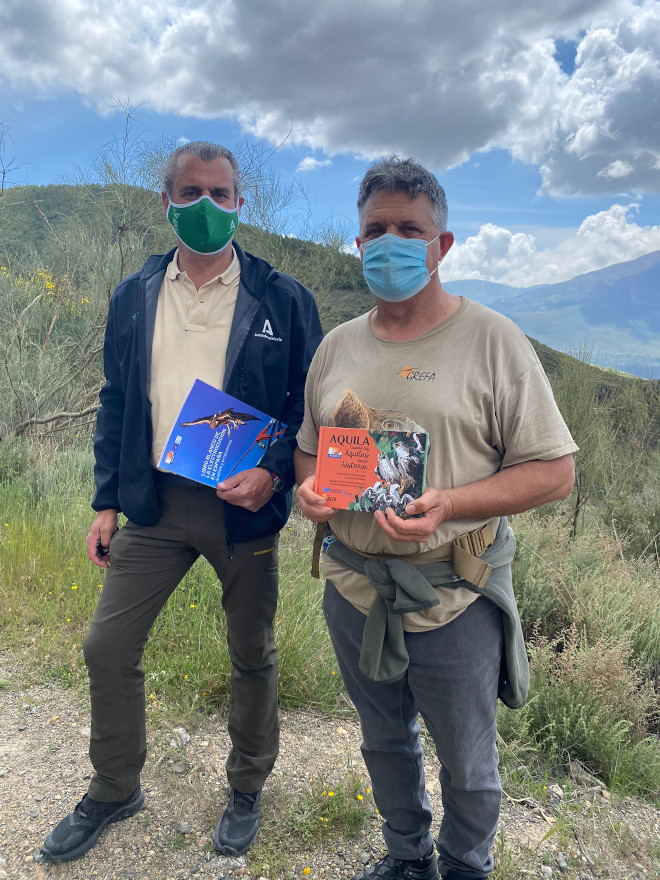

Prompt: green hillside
[
  {"left": 1, "top": 182, "right": 658, "bottom": 491},
  {"left": 2, "top": 183, "right": 656, "bottom": 395},
  {"left": 1, "top": 184, "right": 658, "bottom": 448}
]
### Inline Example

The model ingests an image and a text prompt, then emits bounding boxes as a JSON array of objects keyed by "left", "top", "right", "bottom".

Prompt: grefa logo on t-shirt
[
  {"left": 254, "top": 317, "right": 283, "bottom": 343},
  {"left": 398, "top": 365, "right": 436, "bottom": 382}
]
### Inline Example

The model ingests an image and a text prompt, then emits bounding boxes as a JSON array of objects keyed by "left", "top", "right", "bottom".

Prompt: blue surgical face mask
[{"left": 360, "top": 233, "right": 440, "bottom": 302}]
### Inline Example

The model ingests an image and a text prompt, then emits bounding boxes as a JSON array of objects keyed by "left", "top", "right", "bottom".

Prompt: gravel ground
[{"left": 1, "top": 654, "right": 658, "bottom": 880}]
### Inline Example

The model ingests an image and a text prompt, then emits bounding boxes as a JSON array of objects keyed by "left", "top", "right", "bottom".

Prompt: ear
[
  {"left": 439, "top": 231, "right": 454, "bottom": 261},
  {"left": 355, "top": 236, "right": 363, "bottom": 260},
  {"left": 237, "top": 195, "right": 245, "bottom": 214},
  {"left": 161, "top": 191, "right": 169, "bottom": 217}
]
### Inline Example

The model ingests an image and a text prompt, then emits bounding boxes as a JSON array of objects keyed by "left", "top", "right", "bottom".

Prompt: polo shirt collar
[{"left": 165, "top": 246, "right": 241, "bottom": 286}]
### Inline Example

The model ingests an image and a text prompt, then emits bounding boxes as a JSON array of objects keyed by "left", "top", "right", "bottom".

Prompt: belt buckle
[
  {"left": 467, "top": 526, "right": 487, "bottom": 557},
  {"left": 466, "top": 520, "right": 496, "bottom": 557}
]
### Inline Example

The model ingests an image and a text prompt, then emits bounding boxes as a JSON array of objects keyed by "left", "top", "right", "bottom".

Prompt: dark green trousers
[{"left": 83, "top": 480, "right": 279, "bottom": 802}]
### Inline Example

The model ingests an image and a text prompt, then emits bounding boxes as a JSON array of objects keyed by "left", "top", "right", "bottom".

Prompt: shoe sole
[
  {"left": 40, "top": 790, "right": 145, "bottom": 864},
  {"left": 212, "top": 825, "right": 259, "bottom": 857},
  {"left": 213, "top": 817, "right": 260, "bottom": 857}
]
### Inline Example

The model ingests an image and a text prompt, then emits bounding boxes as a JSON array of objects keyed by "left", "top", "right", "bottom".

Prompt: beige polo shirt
[{"left": 150, "top": 248, "right": 241, "bottom": 468}]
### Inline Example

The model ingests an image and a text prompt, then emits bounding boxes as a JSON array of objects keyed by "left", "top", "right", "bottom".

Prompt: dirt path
[{"left": 1, "top": 654, "right": 658, "bottom": 880}]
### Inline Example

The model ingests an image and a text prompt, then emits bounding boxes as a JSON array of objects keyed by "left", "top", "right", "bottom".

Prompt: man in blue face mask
[
  {"left": 295, "top": 158, "right": 577, "bottom": 880},
  {"left": 39, "top": 142, "right": 323, "bottom": 866}
]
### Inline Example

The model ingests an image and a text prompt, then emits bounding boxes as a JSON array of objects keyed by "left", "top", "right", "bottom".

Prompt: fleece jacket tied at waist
[{"left": 325, "top": 517, "right": 529, "bottom": 709}]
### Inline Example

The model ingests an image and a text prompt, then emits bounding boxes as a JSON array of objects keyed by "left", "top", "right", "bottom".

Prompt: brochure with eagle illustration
[
  {"left": 157, "top": 379, "right": 286, "bottom": 488},
  {"left": 314, "top": 426, "right": 429, "bottom": 515}
]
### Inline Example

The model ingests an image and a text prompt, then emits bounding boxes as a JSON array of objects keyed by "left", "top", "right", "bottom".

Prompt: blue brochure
[{"left": 157, "top": 379, "right": 286, "bottom": 488}]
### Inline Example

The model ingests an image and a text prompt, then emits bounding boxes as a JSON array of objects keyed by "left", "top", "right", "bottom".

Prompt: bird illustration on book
[
  {"left": 180, "top": 408, "right": 260, "bottom": 433},
  {"left": 375, "top": 437, "right": 425, "bottom": 494},
  {"left": 332, "top": 389, "right": 422, "bottom": 433}
]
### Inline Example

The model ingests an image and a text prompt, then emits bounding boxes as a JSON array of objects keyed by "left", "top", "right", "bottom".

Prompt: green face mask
[{"left": 167, "top": 195, "right": 239, "bottom": 255}]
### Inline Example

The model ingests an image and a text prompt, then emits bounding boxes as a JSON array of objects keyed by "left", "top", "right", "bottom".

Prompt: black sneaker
[
  {"left": 353, "top": 851, "right": 440, "bottom": 880},
  {"left": 38, "top": 789, "right": 145, "bottom": 864},
  {"left": 213, "top": 788, "right": 261, "bottom": 856}
]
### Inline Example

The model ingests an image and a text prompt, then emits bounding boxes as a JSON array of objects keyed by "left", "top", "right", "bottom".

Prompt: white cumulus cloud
[
  {"left": 442, "top": 204, "right": 660, "bottom": 286},
  {"left": 598, "top": 159, "right": 634, "bottom": 179},
  {"left": 0, "top": 0, "right": 659, "bottom": 196},
  {"left": 297, "top": 157, "right": 332, "bottom": 172}
]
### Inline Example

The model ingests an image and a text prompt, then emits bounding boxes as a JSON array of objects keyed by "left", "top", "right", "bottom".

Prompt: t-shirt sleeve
[
  {"left": 498, "top": 361, "right": 579, "bottom": 468},
  {"left": 296, "top": 348, "right": 322, "bottom": 455}
]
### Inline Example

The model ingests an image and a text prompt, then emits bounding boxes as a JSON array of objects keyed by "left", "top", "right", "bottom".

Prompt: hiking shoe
[
  {"left": 353, "top": 851, "right": 440, "bottom": 879},
  {"left": 213, "top": 789, "right": 261, "bottom": 856},
  {"left": 39, "top": 788, "right": 145, "bottom": 864}
]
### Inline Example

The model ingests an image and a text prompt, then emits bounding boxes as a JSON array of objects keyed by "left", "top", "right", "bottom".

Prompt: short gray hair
[
  {"left": 357, "top": 156, "right": 448, "bottom": 232},
  {"left": 159, "top": 141, "right": 242, "bottom": 200}
]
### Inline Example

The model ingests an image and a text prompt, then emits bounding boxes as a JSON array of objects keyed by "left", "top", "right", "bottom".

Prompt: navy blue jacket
[{"left": 92, "top": 244, "right": 323, "bottom": 542}]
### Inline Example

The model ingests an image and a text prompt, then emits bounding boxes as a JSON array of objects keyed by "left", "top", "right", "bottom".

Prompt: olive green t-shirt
[{"left": 297, "top": 298, "right": 577, "bottom": 630}]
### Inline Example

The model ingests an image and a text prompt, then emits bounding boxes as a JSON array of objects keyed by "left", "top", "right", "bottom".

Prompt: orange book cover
[{"left": 314, "top": 427, "right": 429, "bottom": 515}]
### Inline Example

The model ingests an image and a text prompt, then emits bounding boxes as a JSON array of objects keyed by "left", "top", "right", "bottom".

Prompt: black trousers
[{"left": 83, "top": 481, "right": 279, "bottom": 801}]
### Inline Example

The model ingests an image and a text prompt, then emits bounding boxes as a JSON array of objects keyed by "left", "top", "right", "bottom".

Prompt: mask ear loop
[{"left": 428, "top": 234, "right": 442, "bottom": 280}]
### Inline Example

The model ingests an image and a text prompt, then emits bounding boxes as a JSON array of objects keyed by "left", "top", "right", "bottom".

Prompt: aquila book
[
  {"left": 314, "top": 426, "right": 429, "bottom": 515},
  {"left": 157, "top": 379, "right": 286, "bottom": 488}
]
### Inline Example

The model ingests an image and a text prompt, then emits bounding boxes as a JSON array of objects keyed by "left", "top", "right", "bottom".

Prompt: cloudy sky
[{"left": 1, "top": 0, "right": 659, "bottom": 287}]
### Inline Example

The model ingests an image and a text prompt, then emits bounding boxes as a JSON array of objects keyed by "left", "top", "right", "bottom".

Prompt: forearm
[
  {"left": 93, "top": 304, "right": 125, "bottom": 509},
  {"left": 294, "top": 447, "right": 318, "bottom": 485},
  {"left": 294, "top": 447, "right": 336, "bottom": 522},
  {"left": 443, "top": 455, "right": 576, "bottom": 522},
  {"left": 377, "top": 454, "right": 575, "bottom": 543}
]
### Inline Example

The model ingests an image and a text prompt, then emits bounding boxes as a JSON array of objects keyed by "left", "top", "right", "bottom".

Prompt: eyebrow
[
  {"left": 179, "top": 185, "right": 232, "bottom": 196},
  {"left": 364, "top": 219, "right": 423, "bottom": 232}
]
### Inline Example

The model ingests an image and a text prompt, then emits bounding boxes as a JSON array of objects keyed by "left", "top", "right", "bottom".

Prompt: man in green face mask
[{"left": 39, "top": 143, "right": 323, "bottom": 866}]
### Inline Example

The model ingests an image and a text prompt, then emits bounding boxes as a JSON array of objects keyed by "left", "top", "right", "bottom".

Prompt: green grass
[
  {"left": 249, "top": 771, "right": 374, "bottom": 877},
  {"left": 498, "top": 625, "right": 660, "bottom": 800},
  {"left": 512, "top": 510, "right": 660, "bottom": 675}
]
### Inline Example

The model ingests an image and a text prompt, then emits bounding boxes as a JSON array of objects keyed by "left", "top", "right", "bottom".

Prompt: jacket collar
[{"left": 138, "top": 243, "right": 281, "bottom": 395}]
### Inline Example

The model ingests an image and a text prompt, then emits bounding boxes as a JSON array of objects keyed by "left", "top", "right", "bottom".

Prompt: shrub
[{"left": 520, "top": 626, "right": 660, "bottom": 797}]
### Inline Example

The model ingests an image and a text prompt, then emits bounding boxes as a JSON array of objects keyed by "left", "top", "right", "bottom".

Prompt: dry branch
[{"left": 15, "top": 404, "right": 99, "bottom": 434}]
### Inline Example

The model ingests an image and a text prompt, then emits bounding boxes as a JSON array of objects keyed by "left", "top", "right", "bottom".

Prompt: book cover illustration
[
  {"left": 314, "top": 426, "right": 429, "bottom": 515},
  {"left": 158, "top": 379, "right": 286, "bottom": 488}
]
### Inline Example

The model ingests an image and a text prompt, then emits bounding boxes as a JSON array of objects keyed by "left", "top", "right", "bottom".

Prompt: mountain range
[{"left": 445, "top": 250, "right": 660, "bottom": 378}]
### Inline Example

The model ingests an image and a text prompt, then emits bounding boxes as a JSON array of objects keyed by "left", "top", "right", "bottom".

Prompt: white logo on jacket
[{"left": 254, "top": 317, "right": 283, "bottom": 342}]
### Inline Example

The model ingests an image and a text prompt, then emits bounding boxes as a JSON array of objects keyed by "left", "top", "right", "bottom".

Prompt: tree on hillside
[{"left": 0, "top": 121, "right": 30, "bottom": 194}]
